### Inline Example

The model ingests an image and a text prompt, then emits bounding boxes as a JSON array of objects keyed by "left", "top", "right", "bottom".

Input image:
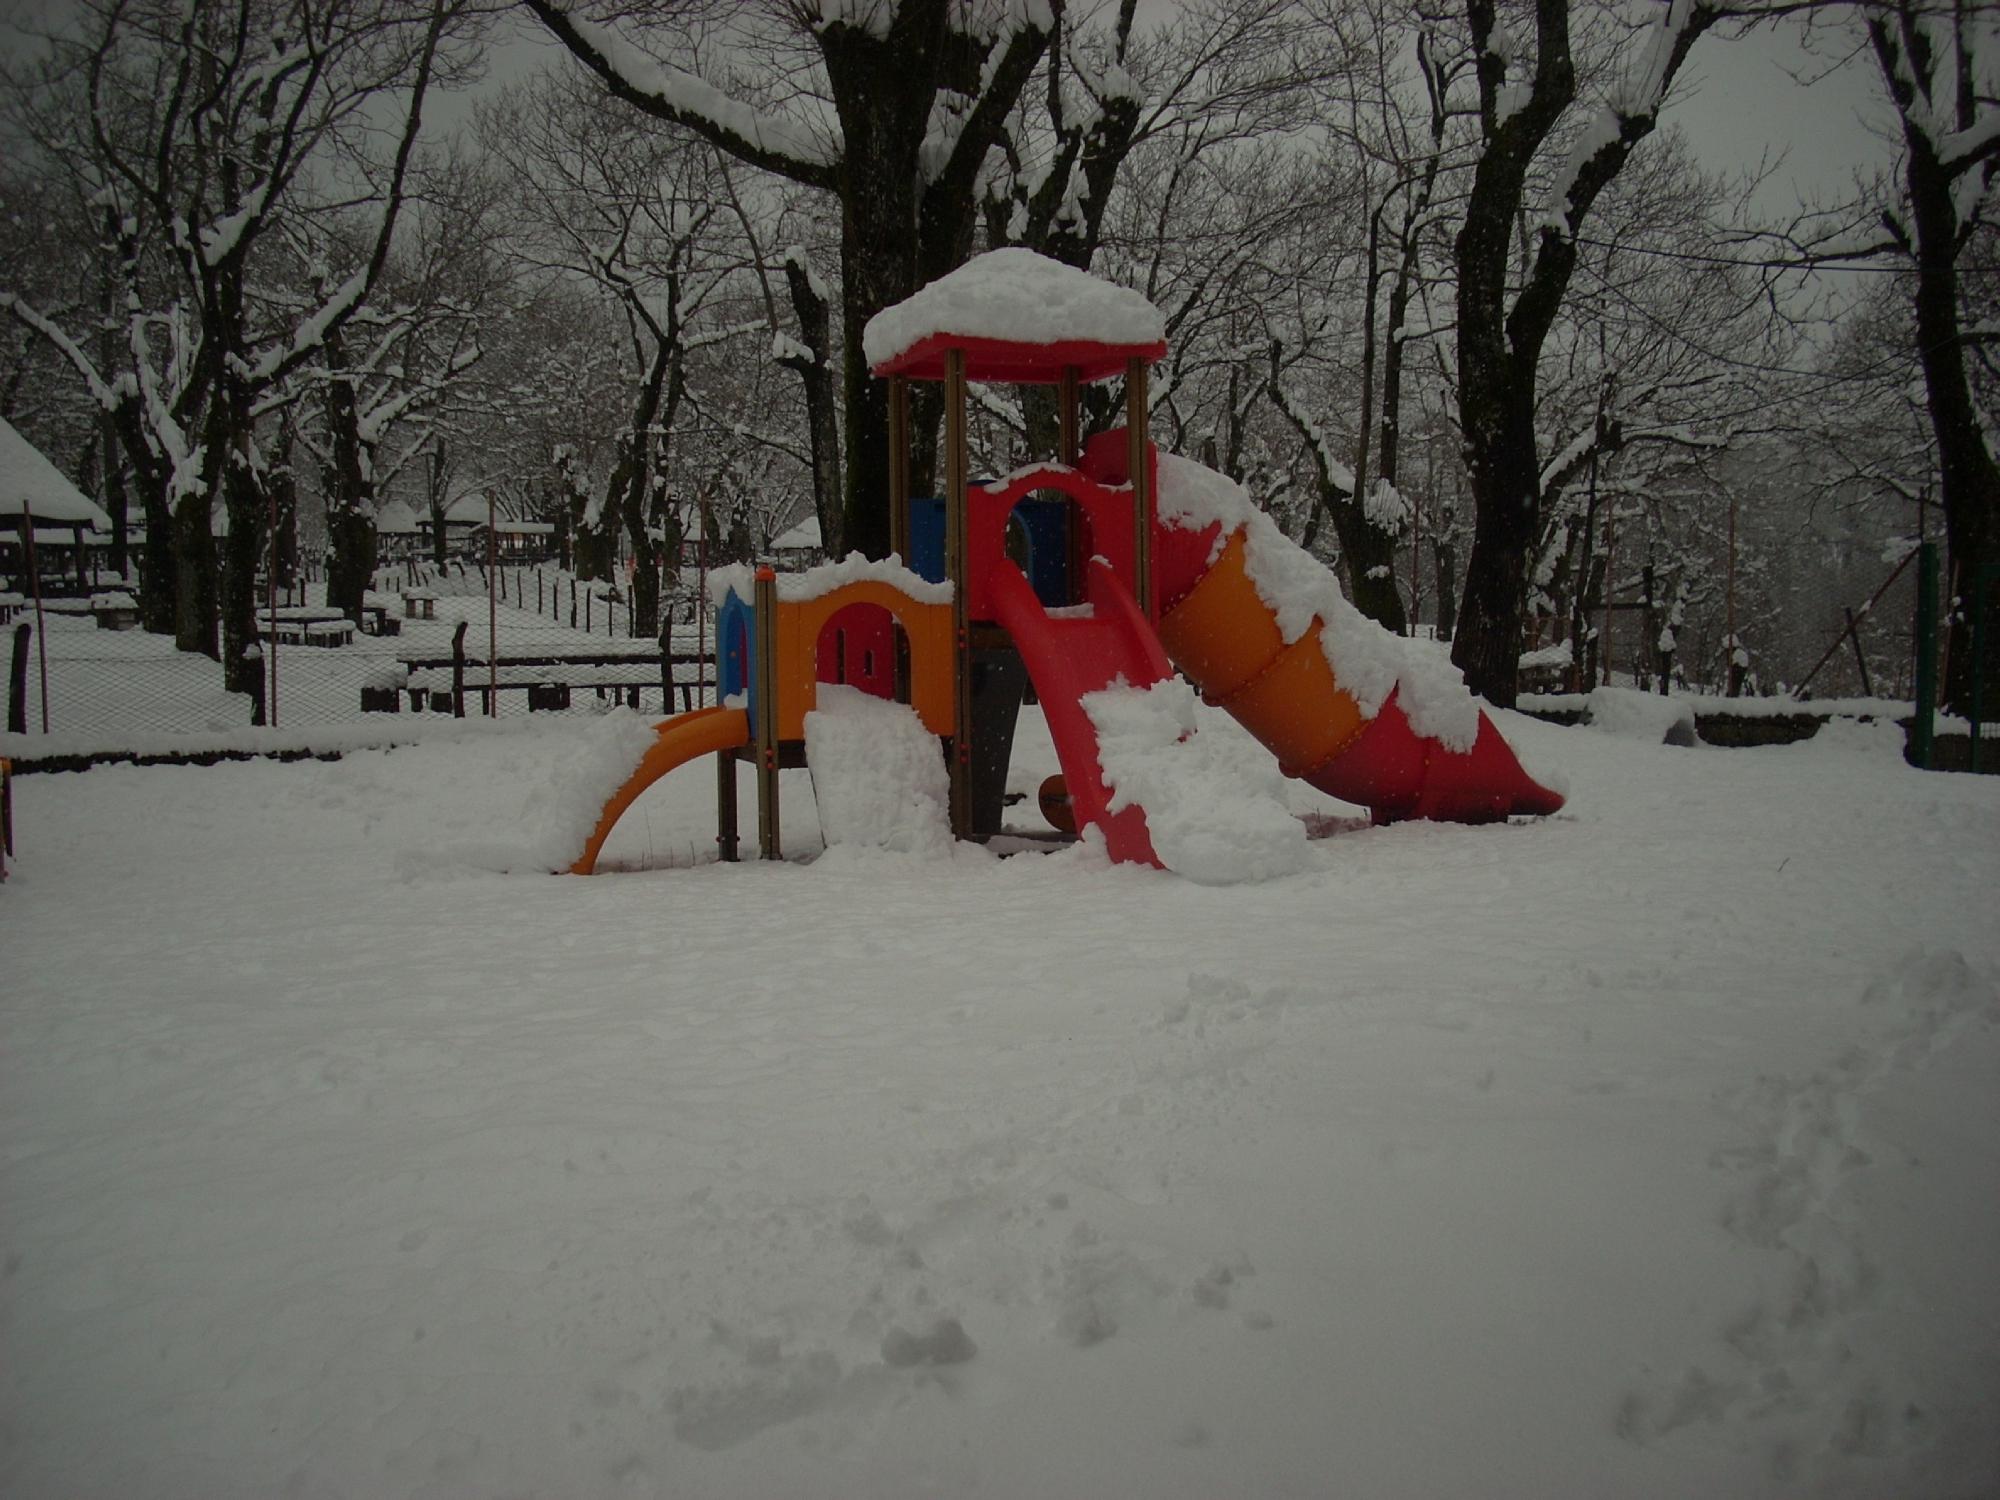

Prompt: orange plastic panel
[
  {"left": 1219, "top": 627, "right": 1368, "bottom": 778},
  {"left": 1156, "top": 532, "right": 1284, "bottom": 702},
  {"left": 773, "top": 583, "right": 954, "bottom": 741},
  {"left": 570, "top": 706, "right": 750, "bottom": 874}
]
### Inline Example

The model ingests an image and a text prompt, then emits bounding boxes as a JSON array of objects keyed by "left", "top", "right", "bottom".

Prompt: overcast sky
[{"left": 2, "top": 0, "right": 1895, "bottom": 221}]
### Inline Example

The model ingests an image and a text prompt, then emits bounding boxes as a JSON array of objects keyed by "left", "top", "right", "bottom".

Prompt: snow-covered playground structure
[{"left": 571, "top": 249, "right": 1562, "bottom": 876}]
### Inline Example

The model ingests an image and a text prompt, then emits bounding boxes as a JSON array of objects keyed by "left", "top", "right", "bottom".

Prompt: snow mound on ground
[
  {"left": 805, "top": 684, "right": 952, "bottom": 857},
  {"left": 1083, "top": 677, "right": 1309, "bottom": 884},
  {"left": 389, "top": 711, "right": 664, "bottom": 874},
  {"left": 1586, "top": 687, "right": 1696, "bottom": 745},
  {"left": 1154, "top": 451, "right": 1481, "bottom": 752}
]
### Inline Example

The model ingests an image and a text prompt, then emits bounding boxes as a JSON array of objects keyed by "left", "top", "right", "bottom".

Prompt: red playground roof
[{"left": 872, "top": 332, "right": 1167, "bottom": 385}]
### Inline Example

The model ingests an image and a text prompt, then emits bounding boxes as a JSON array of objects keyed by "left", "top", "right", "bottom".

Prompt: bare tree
[
  {"left": 3, "top": 0, "right": 460, "bottom": 707},
  {"left": 1450, "top": 0, "right": 1724, "bottom": 705},
  {"left": 521, "top": 0, "right": 1056, "bottom": 560}
]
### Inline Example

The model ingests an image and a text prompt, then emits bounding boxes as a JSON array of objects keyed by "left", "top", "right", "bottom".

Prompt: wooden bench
[
  {"left": 384, "top": 651, "right": 714, "bottom": 716},
  {"left": 402, "top": 589, "right": 438, "bottom": 620}
]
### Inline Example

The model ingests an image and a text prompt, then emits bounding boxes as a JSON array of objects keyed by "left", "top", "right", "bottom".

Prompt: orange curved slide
[
  {"left": 1154, "top": 525, "right": 1564, "bottom": 823},
  {"left": 570, "top": 706, "right": 750, "bottom": 874}
]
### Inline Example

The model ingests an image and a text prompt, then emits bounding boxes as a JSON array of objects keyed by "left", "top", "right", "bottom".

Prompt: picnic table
[
  {"left": 374, "top": 648, "right": 713, "bottom": 716},
  {"left": 256, "top": 606, "right": 354, "bottom": 646},
  {"left": 359, "top": 601, "right": 400, "bottom": 637}
]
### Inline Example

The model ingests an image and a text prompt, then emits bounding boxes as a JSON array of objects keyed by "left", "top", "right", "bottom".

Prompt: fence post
[
  {"left": 1912, "top": 541, "right": 1937, "bottom": 769},
  {"left": 1973, "top": 563, "right": 1991, "bottom": 773},
  {"left": 451, "top": 619, "right": 469, "bottom": 718},
  {"left": 8, "top": 622, "right": 29, "bottom": 734}
]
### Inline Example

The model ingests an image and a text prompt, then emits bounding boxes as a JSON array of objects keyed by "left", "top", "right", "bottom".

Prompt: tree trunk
[
  {"left": 219, "top": 432, "right": 264, "bottom": 701},
  {"left": 172, "top": 491, "right": 218, "bottom": 658},
  {"left": 321, "top": 332, "right": 377, "bottom": 622}
]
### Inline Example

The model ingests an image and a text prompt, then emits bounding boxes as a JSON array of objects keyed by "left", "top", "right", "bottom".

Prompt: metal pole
[
  {"left": 20, "top": 514, "right": 48, "bottom": 732},
  {"left": 486, "top": 494, "right": 497, "bottom": 717}
]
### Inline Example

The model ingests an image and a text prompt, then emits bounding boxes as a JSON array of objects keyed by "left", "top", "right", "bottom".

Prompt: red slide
[{"left": 984, "top": 557, "right": 1169, "bottom": 866}]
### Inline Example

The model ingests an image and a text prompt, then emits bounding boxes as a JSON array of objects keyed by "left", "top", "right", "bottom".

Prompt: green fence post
[{"left": 1912, "top": 541, "right": 1937, "bottom": 770}]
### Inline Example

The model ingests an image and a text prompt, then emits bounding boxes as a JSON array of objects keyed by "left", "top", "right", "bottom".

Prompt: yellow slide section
[{"left": 570, "top": 706, "right": 750, "bottom": 874}]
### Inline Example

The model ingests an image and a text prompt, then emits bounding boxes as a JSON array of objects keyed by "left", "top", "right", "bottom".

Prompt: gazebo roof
[
  {"left": 864, "top": 248, "right": 1166, "bottom": 385},
  {"left": 0, "top": 417, "right": 112, "bottom": 528}
]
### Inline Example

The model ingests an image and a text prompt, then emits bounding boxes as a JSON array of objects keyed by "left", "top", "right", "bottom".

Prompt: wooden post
[
  {"left": 1126, "top": 357, "right": 1152, "bottom": 620},
  {"left": 486, "top": 494, "right": 498, "bottom": 717},
  {"left": 1059, "top": 367, "right": 1079, "bottom": 466},
  {"left": 8, "top": 621, "right": 29, "bottom": 734},
  {"left": 753, "top": 567, "right": 781, "bottom": 860},
  {"left": 944, "top": 348, "right": 971, "bottom": 839},
  {"left": 1601, "top": 517, "right": 1616, "bottom": 687},
  {"left": 20, "top": 514, "right": 48, "bottom": 732},
  {"left": 716, "top": 749, "right": 739, "bottom": 862},
  {"left": 1725, "top": 491, "right": 1741, "bottom": 696},
  {"left": 450, "top": 619, "right": 468, "bottom": 718},
  {"left": 888, "top": 375, "right": 910, "bottom": 562},
  {"left": 267, "top": 474, "right": 279, "bottom": 728},
  {"left": 1060, "top": 366, "right": 1084, "bottom": 606}
]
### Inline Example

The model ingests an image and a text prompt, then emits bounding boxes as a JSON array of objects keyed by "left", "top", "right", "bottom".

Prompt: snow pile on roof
[
  {"left": 1155, "top": 451, "right": 1482, "bottom": 752},
  {"left": 710, "top": 553, "right": 951, "bottom": 611},
  {"left": 1084, "top": 677, "right": 1309, "bottom": 884},
  {"left": 374, "top": 499, "right": 419, "bottom": 535},
  {"left": 863, "top": 248, "right": 1165, "bottom": 371},
  {"left": 804, "top": 684, "right": 952, "bottom": 858},
  {"left": 0, "top": 417, "right": 112, "bottom": 528},
  {"left": 771, "top": 516, "right": 823, "bottom": 551}
]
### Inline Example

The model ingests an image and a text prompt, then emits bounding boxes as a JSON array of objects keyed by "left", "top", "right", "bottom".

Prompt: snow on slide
[
  {"left": 1145, "top": 448, "right": 1565, "bottom": 823},
  {"left": 990, "top": 557, "right": 1305, "bottom": 882}
]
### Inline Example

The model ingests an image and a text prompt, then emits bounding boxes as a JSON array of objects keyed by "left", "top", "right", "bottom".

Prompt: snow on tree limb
[{"left": 522, "top": 1, "right": 841, "bottom": 190}]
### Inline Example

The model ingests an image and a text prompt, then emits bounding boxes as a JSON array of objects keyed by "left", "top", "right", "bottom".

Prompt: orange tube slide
[
  {"left": 570, "top": 706, "right": 750, "bottom": 874},
  {"left": 1155, "top": 526, "right": 1564, "bottom": 823}
]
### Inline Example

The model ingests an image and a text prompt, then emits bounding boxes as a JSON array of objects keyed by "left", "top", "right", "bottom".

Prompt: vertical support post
[
  {"left": 20, "top": 514, "right": 48, "bottom": 732},
  {"left": 716, "top": 747, "right": 739, "bottom": 861},
  {"left": 1060, "top": 366, "right": 1083, "bottom": 605},
  {"left": 1059, "top": 367, "right": 1079, "bottom": 466},
  {"left": 486, "top": 493, "right": 498, "bottom": 716},
  {"left": 267, "top": 475, "right": 279, "bottom": 729},
  {"left": 1725, "top": 491, "right": 1741, "bottom": 696},
  {"left": 753, "top": 566, "right": 781, "bottom": 860},
  {"left": 1972, "top": 564, "right": 1990, "bottom": 773},
  {"left": 888, "top": 375, "right": 910, "bottom": 562},
  {"left": 1912, "top": 541, "right": 1937, "bottom": 769},
  {"left": 944, "top": 347, "right": 971, "bottom": 839},
  {"left": 450, "top": 619, "right": 468, "bottom": 718},
  {"left": 8, "top": 621, "right": 29, "bottom": 734},
  {"left": 1601, "top": 517, "right": 1616, "bottom": 687},
  {"left": 1126, "top": 357, "right": 1152, "bottom": 620}
]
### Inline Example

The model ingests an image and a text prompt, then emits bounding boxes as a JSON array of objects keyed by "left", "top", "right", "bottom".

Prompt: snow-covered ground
[{"left": 3, "top": 703, "right": 1996, "bottom": 1498}]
